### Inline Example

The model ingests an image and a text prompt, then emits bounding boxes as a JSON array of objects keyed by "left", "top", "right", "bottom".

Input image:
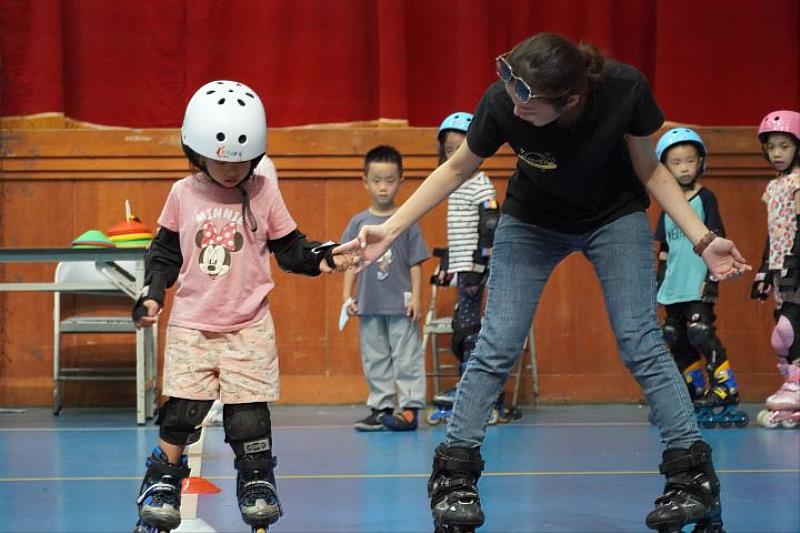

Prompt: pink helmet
[{"left": 757, "top": 110, "right": 800, "bottom": 143}]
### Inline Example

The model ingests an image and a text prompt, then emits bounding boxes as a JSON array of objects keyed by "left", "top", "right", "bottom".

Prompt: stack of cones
[{"left": 106, "top": 200, "right": 154, "bottom": 248}]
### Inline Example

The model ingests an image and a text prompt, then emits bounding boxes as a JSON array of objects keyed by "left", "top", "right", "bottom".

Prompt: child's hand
[
  {"left": 345, "top": 298, "right": 359, "bottom": 316},
  {"left": 320, "top": 252, "right": 355, "bottom": 274},
  {"left": 319, "top": 239, "right": 361, "bottom": 274},
  {"left": 750, "top": 271, "right": 774, "bottom": 301},
  {"left": 406, "top": 296, "right": 422, "bottom": 321},
  {"left": 133, "top": 299, "right": 161, "bottom": 328}
]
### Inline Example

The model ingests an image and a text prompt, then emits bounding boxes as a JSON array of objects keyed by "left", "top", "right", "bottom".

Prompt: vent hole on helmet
[
  {"left": 246, "top": 92, "right": 255, "bottom": 99},
  {"left": 218, "top": 98, "right": 226, "bottom": 105},
  {"left": 216, "top": 132, "right": 226, "bottom": 142},
  {"left": 215, "top": 81, "right": 223, "bottom": 84},
  {"left": 228, "top": 89, "right": 234, "bottom": 92},
  {"left": 237, "top": 99, "right": 245, "bottom": 107},
  {"left": 239, "top": 135, "right": 247, "bottom": 144},
  {"left": 206, "top": 90, "right": 215, "bottom": 95}
]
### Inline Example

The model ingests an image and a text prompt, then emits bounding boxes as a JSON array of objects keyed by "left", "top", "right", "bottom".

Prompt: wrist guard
[
  {"left": 269, "top": 229, "right": 337, "bottom": 276},
  {"left": 701, "top": 278, "right": 719, "bottom": 304},
  {"left": 751, "top": 268, "right": 775, "bottom": 301}
]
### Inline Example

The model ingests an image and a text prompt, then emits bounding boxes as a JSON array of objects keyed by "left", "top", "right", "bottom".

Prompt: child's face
[
  {"left": 664, "top": 144, "right": 703, "bottom": 186},
  {"left": 443, "top": 131, "right": 467, "bottom": 161},
  {"left": 765, "top": 133, "right": 798, "bottom": 173},
  {"left": 363, "top": 162, "right": 402, "bottom": 208},
  {"left": 203, "top": 158, "right": 252, "bottom": 188}
]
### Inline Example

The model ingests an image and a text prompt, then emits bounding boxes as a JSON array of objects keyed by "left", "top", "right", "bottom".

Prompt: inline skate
[
  {"left": 429, "top": 444, "right": 485, "bottom": 533},
  {"left": 424, "top": 388, "right": 509, "bottom": 426},
  {"left": 694, "top": 362, "right": 749, "bottom": 428},
  {"left": 134, "top": 447, "right": 190, "bottom": 533},
  {"left": 646, "top": 441, "right": 725, "bottom": 533},
  {"left": 235, "top": 453, "right": 283, "bottom": 532},
  {"left": 757, "top": 359, "right": 800, "bottom": 429}
]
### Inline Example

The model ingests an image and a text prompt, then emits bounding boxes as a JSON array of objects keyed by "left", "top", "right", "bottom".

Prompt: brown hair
[{"left": 508, "top": 33, "right": 604, "bottom": 100}]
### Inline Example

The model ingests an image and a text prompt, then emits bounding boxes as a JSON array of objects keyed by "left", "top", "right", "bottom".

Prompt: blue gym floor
[{"left": 0, "top": 404, "right": 797, "bottom": 533}]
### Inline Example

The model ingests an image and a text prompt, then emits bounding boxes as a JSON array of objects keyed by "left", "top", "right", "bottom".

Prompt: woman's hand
[
  {"left": 701, "top": 237, "right": 751, "bottom": 281},
  {"left": 354, "top": 224, "right": 396, "bottom": 271}
]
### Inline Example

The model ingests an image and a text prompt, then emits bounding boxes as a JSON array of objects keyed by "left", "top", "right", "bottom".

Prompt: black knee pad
[
  {"left": 686, "top": 321, "right": 712, "bottom": 350},
  {"left": 224, "top": 402, "right": 272, "bottom": 457},
  {"left": 156, "top": 398, "right": 214, "bottom": 446},
  {"left": 662, "top": 321, "right": 681, "bottom": 346}
]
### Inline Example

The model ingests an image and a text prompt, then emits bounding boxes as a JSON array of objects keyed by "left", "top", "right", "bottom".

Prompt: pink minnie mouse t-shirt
[{"left": 158, "top": 157, "right": 296, "bottom": 331}]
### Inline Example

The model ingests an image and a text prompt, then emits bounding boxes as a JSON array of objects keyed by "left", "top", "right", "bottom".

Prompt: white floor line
[{"left": 174, "top": 428, "right": 216, "bottom": 533}]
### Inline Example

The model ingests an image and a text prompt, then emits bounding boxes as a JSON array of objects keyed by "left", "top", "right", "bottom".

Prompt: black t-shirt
[{"left": 466, "top": 60, "right": 664, "bottom": 233}]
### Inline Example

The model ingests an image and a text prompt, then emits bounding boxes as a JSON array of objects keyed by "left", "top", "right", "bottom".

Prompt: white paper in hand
[{"left": 339, "top": 298, "right": 354, "bottom": 331}]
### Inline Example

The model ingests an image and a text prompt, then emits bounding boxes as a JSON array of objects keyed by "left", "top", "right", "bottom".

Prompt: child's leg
[
  {"left": 663, "top": 304, "right": 706, "bottom": 401},
  {"left": 382, "top": 315, "right": 425, "bottom": 431},
  {"left": 138, "top": 398, "right": 214, "bottom": 530},
  {"left": 760, "top": 302, "right": 800, "bottom": 428},
  {"left": 358, "top": 315, "right": 397, "bottom": 410},
  {"left": 139, "top": 322, "right": 218, "bottom": 530},
  {"left": 451, "top": 273, "right": 486, "bottom": 369},
  {"left": 224, "top": 402, "right": 282, "bottom": 528},
  {"left": 685, "top": 302, "right": 739, "bottom": 403}
]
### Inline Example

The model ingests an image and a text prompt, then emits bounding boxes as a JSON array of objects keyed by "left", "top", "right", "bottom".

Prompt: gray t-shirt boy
[{"left": 341, "top": 210, "right": 429, "bottom": 315}]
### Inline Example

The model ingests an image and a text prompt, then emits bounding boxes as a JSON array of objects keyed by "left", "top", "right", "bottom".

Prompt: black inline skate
[
  {"left": 646, "top": 441, "right": 725, "bottom": 533},
  {"left": 694, "top": 362, "right": 749, "bottom": 428},
  {"left": 134, "top": 447, "right": 190, "bottom": 533},
  {"left": 236, "top": 452, "right": 283, "bottom": 533},
  {"left": 428, "top": 443, "right": 485, "bottom": 533}
]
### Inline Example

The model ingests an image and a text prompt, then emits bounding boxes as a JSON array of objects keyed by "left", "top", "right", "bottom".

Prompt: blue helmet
[
  {"left": 656, "top": 128, "right": 707, "bottom": 172},
  {"left": 438, "top": 112, "right": 473, "bottom": 142}
]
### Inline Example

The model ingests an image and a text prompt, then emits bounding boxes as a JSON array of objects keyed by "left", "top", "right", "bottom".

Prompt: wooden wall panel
[{"left": 0, "top": 127, "right": 781, "bottom": 407}]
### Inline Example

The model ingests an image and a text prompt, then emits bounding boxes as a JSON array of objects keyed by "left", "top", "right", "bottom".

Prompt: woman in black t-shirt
[{"left": 345, "top": 33, "right": 750, "bottom": 532}]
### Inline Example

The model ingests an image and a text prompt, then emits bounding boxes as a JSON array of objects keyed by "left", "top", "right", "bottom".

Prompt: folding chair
[{"left": 53, "top": 260, "right": 156, "bottom": 416}]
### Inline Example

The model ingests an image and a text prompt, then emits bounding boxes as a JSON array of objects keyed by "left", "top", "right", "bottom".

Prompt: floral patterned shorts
[{"left": 162, "top": 311, "right": 279, "bottom": 403}]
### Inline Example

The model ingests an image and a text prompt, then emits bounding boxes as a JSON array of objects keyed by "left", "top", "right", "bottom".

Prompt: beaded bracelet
[{"left": 692, "top": 231, "right": 718, "bottom": 256}]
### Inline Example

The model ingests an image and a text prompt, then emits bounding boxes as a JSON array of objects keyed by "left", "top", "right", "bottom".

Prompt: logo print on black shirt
[{"left": 518, "top": 148, "right": 557, "bottom": 171}]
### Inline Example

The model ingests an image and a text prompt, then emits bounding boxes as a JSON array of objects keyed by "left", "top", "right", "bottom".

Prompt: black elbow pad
[
  {"left": 140, "top": 228, "right": 183, "bottom": 306},
  {"left": 474, "top": 199, "right": 499, "bottom": 265}
]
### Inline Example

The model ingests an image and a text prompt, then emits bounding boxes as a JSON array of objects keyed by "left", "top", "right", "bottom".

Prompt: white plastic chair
[{"left": 52, "top": 260, "right": 155, "bottom": 414}]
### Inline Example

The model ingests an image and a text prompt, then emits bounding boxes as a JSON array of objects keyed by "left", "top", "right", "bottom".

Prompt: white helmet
[{"left": 181, "top": 80, "right": 266, "bottom": 162}]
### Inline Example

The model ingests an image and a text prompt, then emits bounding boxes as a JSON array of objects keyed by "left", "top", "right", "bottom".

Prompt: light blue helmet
[
  {"left": 438, "top": 112, "right": 473, "bottom": 142},
  {"left": 656, "top": 128, "right": 707, "bottom": 172}
]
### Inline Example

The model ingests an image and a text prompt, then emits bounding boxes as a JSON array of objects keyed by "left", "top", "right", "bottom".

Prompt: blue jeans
[{"left": 446, "top": 212, "right": 701, "bottom": 449}]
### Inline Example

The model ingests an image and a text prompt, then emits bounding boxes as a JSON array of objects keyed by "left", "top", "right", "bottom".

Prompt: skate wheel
[
  {"left": 252, "top": 528, "right": 268, "bottom": 533},
  {"left": 734, "top": 412, "right": 750, "bottom": 428},
  {"left": 487, "top": 407, "right": 500, "bottom": 426},
  {"left": 781, "top": 418, "right": 798, "bottom": 429},
  {"left": 719, "top": 414, "right": 733, "bottom": 429},
  {"left": 424, "top": 406, "right": 442, "bottom": 426},
  {"left": 701, "top": 418, "right": 717, "bottom": 429},
  {"left": 757, "top": 410, "right": 780, "bottom": 429}
]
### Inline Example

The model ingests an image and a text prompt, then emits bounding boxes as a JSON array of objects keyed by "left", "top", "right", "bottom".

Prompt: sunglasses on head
[{"left": 495, "top": 54, "right": 537, "bottom": 104}]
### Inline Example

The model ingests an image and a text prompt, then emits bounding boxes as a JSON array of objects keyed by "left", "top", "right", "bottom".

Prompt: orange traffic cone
[{"left": 182, "top": 476, "right": 221, "bottom": 494}]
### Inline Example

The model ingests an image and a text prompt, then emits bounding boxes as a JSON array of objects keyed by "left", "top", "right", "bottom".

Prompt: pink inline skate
[{"left": 757, "top": 359, "right": 800, "bottom": 429}]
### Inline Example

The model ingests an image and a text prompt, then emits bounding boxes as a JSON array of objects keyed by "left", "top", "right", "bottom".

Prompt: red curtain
[{"left": 1, "top": 0, "right": 798, "bottom": 128}]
